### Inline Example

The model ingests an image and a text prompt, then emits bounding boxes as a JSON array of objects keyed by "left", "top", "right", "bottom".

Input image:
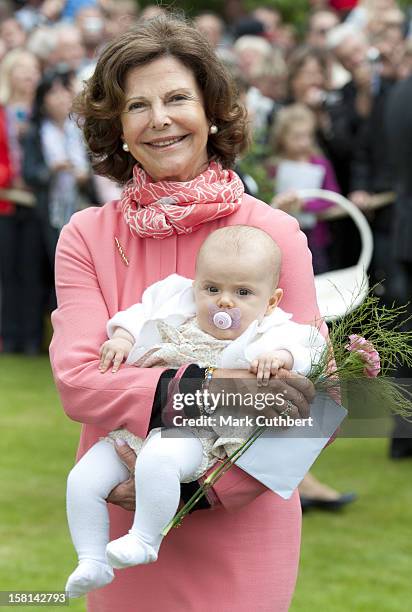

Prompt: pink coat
[{"left": 50, "top": 194, "right": 328, "bottom": 611}]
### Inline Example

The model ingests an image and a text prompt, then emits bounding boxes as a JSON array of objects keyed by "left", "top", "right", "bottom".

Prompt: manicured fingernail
[{"left": 115, "top": 439, "right": 126, "bottom": 446}]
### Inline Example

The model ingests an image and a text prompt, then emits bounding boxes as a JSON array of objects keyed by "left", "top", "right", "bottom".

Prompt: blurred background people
[
  {"left": 194, "top": 12, "right": 225, "bottom": 49},
  {"left": 102, "top": 0, "right": 139, "bottom": 40},
  {"left": 75, "top": 4, "right": 107, "bottom": 64},
  {"left": 22, "top": 67, "right": 93, "bottom": 268},
  {"left": 385, "top": 73, "right": 412, "bottom": 459},
  {"left": 307, "top": 9, "right": 340, "bottom": 49},
  {"left": 0, "top": 16, "right": 26, "bottom": 49},
  {"left": 327, "top": 16, "right": 406, "bottom": 290},
  {"left": 268, "top": 103, "right": 339, "bottom": 274},
  {"left": 306, "top": 8, "right": 350, "bottom": 88},
  {"left": 48, "top": 22, "right": 85, "bottom": 71},
  {"left": 60, "top": 0, "right": 97, "bottom": 21},
  {"left": 15, "top": 0, "right": 64, "bottom": 31},
  {"left": 246, "top": 48, "right": 287, "bottom": 135},
  {"left": 0, "top": 0, "right": 409, "bottom": 508},
  {"left": 139, "top": 4, "right": 166, "bottom": 22},
  {"left": 252, "top": 5, "right": 282, "bottom": 44},
  {"left": 0, "top": 47, "right": 43, "bottom": 354}
]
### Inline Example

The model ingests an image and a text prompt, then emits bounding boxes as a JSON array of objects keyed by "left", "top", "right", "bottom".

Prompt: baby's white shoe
[
  {"left": 106, "top": 533, "right": 158, "bottom": 569},
  {"left": 65, "top": 559, "right": 114, "bottom": 598}
]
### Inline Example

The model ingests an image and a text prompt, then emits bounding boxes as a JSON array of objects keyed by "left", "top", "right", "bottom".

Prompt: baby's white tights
[{"left": 65, "top": 429, "right": 204, "bottom": 598}]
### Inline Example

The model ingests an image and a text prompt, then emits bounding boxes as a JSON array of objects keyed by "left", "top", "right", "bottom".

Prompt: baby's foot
[
  {"left": 106, "top": 533, "right": 158, "bottom": 569},
  {"left": 65, "top": 559, "right": 114, "bottom": 598}
]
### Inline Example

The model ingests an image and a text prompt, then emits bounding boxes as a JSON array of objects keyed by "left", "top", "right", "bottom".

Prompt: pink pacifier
[{"left": 208, "top": 305, "right": 241, "bottom": 330}]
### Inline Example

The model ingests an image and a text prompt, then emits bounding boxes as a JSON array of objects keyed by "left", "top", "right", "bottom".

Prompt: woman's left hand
[
  {"left": 211, "top": 368, "right": 314, "bottom": 421},
  {"left": 276, "top": 368, "right": 316, "bottom": 411}
]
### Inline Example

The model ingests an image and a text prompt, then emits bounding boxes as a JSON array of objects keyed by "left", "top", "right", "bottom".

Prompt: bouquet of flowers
[{"left": 161, "top": 292, "right": 412, "bottom": 535}]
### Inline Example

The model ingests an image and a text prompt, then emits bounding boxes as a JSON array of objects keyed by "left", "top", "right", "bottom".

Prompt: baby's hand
[
  {"left": 249, "top": 352, "right": 288, "bottom": 387},
  {"left": 99, "top": 338, "right": 133, "bottom": 373}
]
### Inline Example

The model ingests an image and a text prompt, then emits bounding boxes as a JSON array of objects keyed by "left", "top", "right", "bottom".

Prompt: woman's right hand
[
  {"left": 106, "top": 439, "right": 187, "bottom": 512},
  {"left": 106, "top": 441, "right": 136, "bottom": 511},
  {"left": 211, "top": 368, "right": 313, "bottom": 421}
]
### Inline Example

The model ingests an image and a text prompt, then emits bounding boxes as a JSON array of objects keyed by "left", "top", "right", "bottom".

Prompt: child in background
[
  {"left": 64, "top": 225, "right": 326, "bottom": 598},
  {"left": 23, "top": 68, "right": 92, "bottom": 257},
  {"left": 267, "top": 103, "right": 340, "bottom": 273},
  {"left": 37, "top": 71, "right": 90, "bottom": 231}
]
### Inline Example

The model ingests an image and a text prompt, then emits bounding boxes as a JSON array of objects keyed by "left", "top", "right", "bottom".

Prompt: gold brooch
[{"left": 114, "top": 236, "right": 129, "bottom": 266}]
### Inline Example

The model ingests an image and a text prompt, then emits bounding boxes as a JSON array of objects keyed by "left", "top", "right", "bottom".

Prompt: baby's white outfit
[
  {"left": 65, "top": 274, "right": 325, "bottom": 597},
  {"left": 103, "top": 274, "right": 325, "bottom": 480}
]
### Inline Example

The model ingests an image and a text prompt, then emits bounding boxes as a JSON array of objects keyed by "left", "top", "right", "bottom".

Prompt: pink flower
[{"left": 345, "top": 334, "right": 381, "bottom": 377}]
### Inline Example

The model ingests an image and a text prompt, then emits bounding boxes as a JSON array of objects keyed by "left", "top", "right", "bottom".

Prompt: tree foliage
[
  {"left": 138, "top": 0, "right": 412, "bottom": 26},
  {"left": 137, "top": 0, "right": 307, "bottom": 22},
  {"left": 137, "top": 0, "right": 226, "bottom": 19}
]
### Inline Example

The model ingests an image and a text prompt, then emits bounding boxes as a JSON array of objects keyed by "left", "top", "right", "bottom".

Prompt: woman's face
[
  {"left": 43, "top": 81, "right": 73, "bottom": 124},
  {"left": 290, "top": 57, "right": 325, "bottom": 101},
  {"left": 0, "top": 19, "right": 26, "bottom": 50},
  {"left": 9, "top": 55, "right": 40, "bottom": 99},
  {"left": 120, "top": 55, "right": 210, "bottom": 182}
]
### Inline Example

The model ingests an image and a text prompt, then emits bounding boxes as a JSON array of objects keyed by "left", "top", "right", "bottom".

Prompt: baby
[{"left": 65, "top": 225, "right": 325, "bottom": 598}]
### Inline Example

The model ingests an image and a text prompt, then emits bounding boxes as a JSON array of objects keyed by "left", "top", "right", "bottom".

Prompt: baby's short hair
[{"left": 196, "top": 225, "right": 282, "bottom": 288}]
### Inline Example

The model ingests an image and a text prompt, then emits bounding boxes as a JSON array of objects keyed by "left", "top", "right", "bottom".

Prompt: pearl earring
[
  {"left": 209, "top": 125, "right": 218, "bottom": 135},
  {"left": 122, "top": 142, "right": 129, "bottom": 152}
]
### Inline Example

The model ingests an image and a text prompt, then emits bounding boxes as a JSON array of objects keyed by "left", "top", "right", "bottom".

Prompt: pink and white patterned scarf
[{"left": 121, "top": 161, "right": 244, "bottom": 239}]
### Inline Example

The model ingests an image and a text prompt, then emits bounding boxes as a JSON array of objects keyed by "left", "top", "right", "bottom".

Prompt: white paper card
[
  {"left": 276, "top": 160, "right": 325, "bottom": 194},
  {"left": 235, "top": 393, "right": 347, "bottom": 499}
]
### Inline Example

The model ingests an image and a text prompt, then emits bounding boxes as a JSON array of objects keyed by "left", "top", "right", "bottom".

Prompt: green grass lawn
[{"left": 0, "top": 355, "right": 411, "bottom": 611}]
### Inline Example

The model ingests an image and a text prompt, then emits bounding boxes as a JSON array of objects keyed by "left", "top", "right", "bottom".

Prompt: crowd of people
[
  {"left": 1, "top": 4, "right": 411, "bottom": 607},
  {"left": 0, "top": 0, "right": 408, "bottom": 353},
  {"left": 1, "top": 1, "right": 411, "bottom": 454}
]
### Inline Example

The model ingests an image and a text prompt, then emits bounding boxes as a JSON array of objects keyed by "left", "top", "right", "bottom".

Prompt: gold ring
[{"left": 279, "top": 400, "right": 295, "bottom": 417}]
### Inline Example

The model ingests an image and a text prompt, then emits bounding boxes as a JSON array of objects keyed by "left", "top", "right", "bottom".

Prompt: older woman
[{"left": 49, "top": 15, "right": 328, "bottom": 612}]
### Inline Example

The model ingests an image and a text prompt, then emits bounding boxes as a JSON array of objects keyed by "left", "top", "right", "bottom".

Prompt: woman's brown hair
[{"left": 73, "top": 14, "right": 250, "bottom": 183}]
